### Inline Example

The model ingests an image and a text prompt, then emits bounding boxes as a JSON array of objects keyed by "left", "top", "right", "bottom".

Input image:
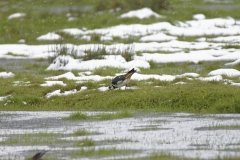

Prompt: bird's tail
[{"left": 125, "top": 68, "right": 137, "bottom": 79}]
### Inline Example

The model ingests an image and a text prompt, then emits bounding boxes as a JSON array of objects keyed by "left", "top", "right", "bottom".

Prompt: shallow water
[{"left": 0, "top": 111, "right": 240, "bottom": 160}]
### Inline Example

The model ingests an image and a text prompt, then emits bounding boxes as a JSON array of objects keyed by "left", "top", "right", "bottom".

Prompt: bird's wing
[{"left": 112, "top": 75, "right": 125, "bottom": 85}]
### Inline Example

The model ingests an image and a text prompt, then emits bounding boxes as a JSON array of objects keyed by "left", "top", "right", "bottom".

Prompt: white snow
[
  {"left": 7, "top": 13, "right": 26, "bottom": 20},
  {"left": 40, "top": 81, "right": 66, "bottom": 87},
  {"left": 193, "top": 14, "right": 206, "bottom": 20},
  {"left": 140, "top": 33, "right": 177, "bottom": 42},
  {"left": 208, "top": 69, "right": 240, "bottom": 77},
  {"left": 198, "top": 75, "right": 223, "bottom": 81},
  {"left": 0, "top": 95, "right": 10, "bottom": 101},
  {"left": 45, "top": 85, "right": 87, "bottom": 98},
  {"left": 46, "top": 55, "right": 150, "bottom": 70},
  {"left": 207, "top": 36, "right": 240, "bottom": 43},
  {"left": 119, "top": 8, "right": 164, "bottom": 19},
  {"left": 36, "top": 32, "right": 62, "bottom": 41},
  {"left": 0, "top": 72, "right": 14, "bottom": 78}
]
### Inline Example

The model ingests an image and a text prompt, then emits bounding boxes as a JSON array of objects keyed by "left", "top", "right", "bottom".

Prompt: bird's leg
[{"left": 125, "top": 84, "right": 128, "bottom": 90}]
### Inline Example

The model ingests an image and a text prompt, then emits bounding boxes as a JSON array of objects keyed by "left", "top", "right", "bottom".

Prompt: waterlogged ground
[{"left": 1, "top": 112, "right": 240, "bottom": 160}]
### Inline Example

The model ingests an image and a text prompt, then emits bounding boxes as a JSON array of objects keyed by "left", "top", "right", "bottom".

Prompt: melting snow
[
  {"left": 119, "top": 8, "right": 165, "bottom": 19},
  {"left": 36, "top": 33, "right": 62, "bottom": 41},
  {"left": 7, "top": 13, "right": 26, "bottom": 20},
  {"left": 0, "top": 72, "right": 14, "bottom": 78}
]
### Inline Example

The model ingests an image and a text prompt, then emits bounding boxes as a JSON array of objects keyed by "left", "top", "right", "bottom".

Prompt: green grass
[
  {"left": 63, "top": 112, "right": 88, "bottom": 120},
  {"left": 63, "top": 110, "right": 133, "bottom": 121},
  {"left": 222, "top": 44, "right": 240, "bottom": 49},
  {"left": 0, "top": 132, "right": 64, "bottom": 145},
  {"left": 2, "top": 79, "right": 240, "bottom": 113},
  {"left": 73, "top": 129, "right": 100, "bottom": 136},
  {"left": 92, "top": 67, "right": 122, "bottom": 76},
  {"left": 96, "top": 110, "right": 133, "bottom": 120}
]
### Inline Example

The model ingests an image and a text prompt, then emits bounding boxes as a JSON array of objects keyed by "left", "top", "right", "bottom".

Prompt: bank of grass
[{"left": 1, "top": 78, "right": 240, "bottom": 113}]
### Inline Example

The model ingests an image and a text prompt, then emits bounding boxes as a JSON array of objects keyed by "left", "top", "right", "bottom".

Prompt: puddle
[{"left": 1, "top": 111, "right": 240, "bottom": 159}]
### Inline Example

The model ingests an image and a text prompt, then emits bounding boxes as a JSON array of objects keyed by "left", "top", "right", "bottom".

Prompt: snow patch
[
  {"left": 8, "top": 13, "right": 26, "bottom": 20},
  {"left": 119, "top": 8, "right": 165, "bottom": 19},
  {"left": 0, "top": 72, "right": 14, "bottom": 78},
  {"left": 37, "top": 33, "right": 62, "bottom": 41}
]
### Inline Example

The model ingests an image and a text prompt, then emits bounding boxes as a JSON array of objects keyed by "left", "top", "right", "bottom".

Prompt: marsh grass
[
  {"left": 96, "top": 110, "right": 133, "bottom": 120},
  {"left": 0, "top": 132, "right": 63, "bottom": 145},
  {"left": 63, "top": 110, "right": 133, "bottom": 121},
  {"left": 83, "top": 47, "right": 107, "bottom": 60},
  {"left": 73, "top": 129, "right": 101, "bottom": 136},
  {"left": 63, "top": 112, "right": 88, "bottom": 120},
  {"left": 222, "top": 44, "right": 240, "bottom": 49},
  {"left": 48, "top": 44, "right": 79, "bottom": 64}
]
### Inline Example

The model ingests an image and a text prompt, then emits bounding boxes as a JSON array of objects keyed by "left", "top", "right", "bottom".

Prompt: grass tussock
[
  {"left": 63, "top": 112, "right": 88, "bottom": 120},
  {"left": 63, "top": 110, "right": 133, "bottom": 121},
  {"left": 73, "top": 129, "right": 101, "bottom": 136},
  {"left": 0, "top": 132, "right": 61, "bottom": 145}
]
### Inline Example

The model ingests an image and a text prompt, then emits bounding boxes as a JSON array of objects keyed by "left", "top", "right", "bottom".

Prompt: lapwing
[{"left": 109, "top": 68, "right": 137, "bottom": 90}]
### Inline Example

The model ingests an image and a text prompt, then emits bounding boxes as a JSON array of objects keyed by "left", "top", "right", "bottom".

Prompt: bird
[
  {"left": 32, "top": 150, "right": 49, "bottom": 160},
  {"left": 109, "top": 68, "right": 137, "bottom": 90}
]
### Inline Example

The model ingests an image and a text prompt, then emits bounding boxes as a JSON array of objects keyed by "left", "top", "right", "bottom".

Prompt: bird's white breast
[{"left": 116, "top": 79, "right": 131, "bottom": 88}]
